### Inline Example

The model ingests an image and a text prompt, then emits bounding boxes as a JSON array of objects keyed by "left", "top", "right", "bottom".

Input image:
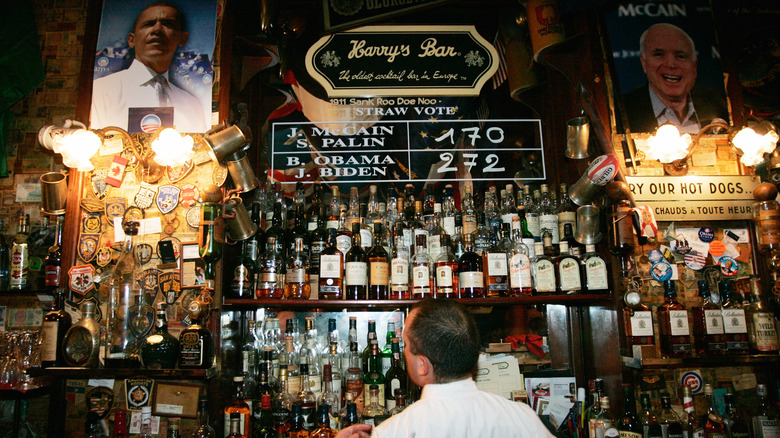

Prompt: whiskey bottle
[
  {"left": 318, "top": 364, "right": 341, "bottom": 430},
  {"left": 362, "top": 385, "right": 389, "bottom": 427},
  {"left": 294, "top": 363, "right": 317, "bottom": 431},
  {"left": 284, "top": 237, "right": 311, "bottom": 299},
  {"left": 618, "top": 386, "right": 642, "bottom": 438},
  {"left": 367, "top": 223, "right": 389, "bottom": 300},
  {"left": 427, "top": 203, "right": 445, "bottom": 260},
  {"left": 582, "top": 245, "right": 609, "bottom": 293},
  {"left": 257, "top": 237, "right": 285, "bottom": 299},
  {"left": 483, "top": 229, "right": 509, "bottom": 297},
  {"left": 228, "top": 239, "right": 256, "bottom": 299},
  {"left": 622, "top": 284, "right": 654, "bottom": 348},
  {"left": 434, "top": 235, "right": 459, "bottom": 298},
  {"left": 140, "top": 303, "right": 180, "bottom": 369},
  {"left": 224, "top": 376, "right": 252, "bottom": 437},
  {"left": 657, "top": 280, "right": 692, "bottom": 357},
  {"left": 461, "top": 184, "right": 478, "bottom": 236},
  {"left": 266, "top": 202, "right": 289, "bottom": 261},
  {"left": 508, "top": 227, "right": 533, "bottom": 296},
  {"left": 62, "top": 300, "right": 101, "bottom": 367},
  {"left": 681, "top": 385, "right": 703, "bottom": 438},
  {"left": 723, "top": 393, "right": 750, "bottom": 438},
  {"left": 557, "top": 183, "right": 577, "bottom": 239},
  {"left": 555, "top": 241, "right": 582, "bottom": 294},
  {"left": 226, "top": 412, "right": 245, "bottom": 438},
  {"left": 639, "top": 393, "right": 663, "bottom": 438},
  {"left": 344, "top": 223, "right": 368, "bottom": 300},
  {"left": 255, "top": 393, "right": 277, "bottom": 438},
  {"left": 719, "top": 280, "right": 749, "bottom": 354},
  {"left": 44, "top": 215, "right": 64, "bottom": 291},
  {"left": 658, "top": 393, "right": 684, "bottom": 438},
  {"left": 701, "top": 384, "right": 725, "bottom": 438},
  {"left": 389, "top": 234, "right": 410, "bottom": 299},
  {"left": 309, "top": 211, "right": 328, "bottom": 297},
  {"left": 410, "top": 234, "right": 433, "bottom": 298},
  {"left": 590, "top": 395, "right": 618, "bottom": 437},
  {"left": 272, "top": 367, "right": 293, "bottom": 435},
  {"left": 40, "top": 288, "right": 72, "bottom": 367},
  {"left": 539, "top": 184, "right": 559, "bottom": 244},
  {"left": 178, "top": 317, "right": 214, "bottom": 369},
  {"left": 384, "top": 337, "right": 405, "bottom": 411},
  {"left": 9, "top": 214, "right": 30, "bottom": 290},
  {"left": 458, "top": 233, "right": 484, "bottom": 298},
  {"left": 287, "top": 404, "right": 310, "bottom": 438},
  {"left": 288, "top": 210, "right": 311, "bottom": 257},
  {"left": 751, "top": 384, "right": 780, "bottom": 438},
  {"left": 691, "top": 280, "right": 725, "bottom": 356},
  {"left": 363, "top": 342, "right": 385, "bottom": 407},
  {"left": 310, "top": 405, "right": 336, "bottom": 438},
  {"left": 361, "top": 320, "right": 377, "bottom": 373},
  {"left": 0, "top": 219, "right": 9, "bottom": 290},
  {"left": 326, "top": 186, "right": 341, "bottom": 231},
  {"left": 318, "top": 229, "right": 343, "bottom": 300},
  {"left": 745, "top": 276, "right": 779, "bottom": 353},
  {"left": 339, "top": 400, "right": 361, "bottom": 430},
  {"left": 193, "top": 396, "right": 216, "bottom": 438},
  {"left": 531, "top": 242, "right": 556, "bottom": 294}
]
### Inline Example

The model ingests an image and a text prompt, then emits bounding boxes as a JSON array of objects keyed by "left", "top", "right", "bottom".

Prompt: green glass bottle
[{"left": 141, "top": 303, "right": 180, "bottom": 369}]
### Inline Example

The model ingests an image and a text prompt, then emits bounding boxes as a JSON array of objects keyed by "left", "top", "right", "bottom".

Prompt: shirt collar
[
  {"left": 648, "top": 86, "right": 700, "bottom": 134},
  {"left": 420, "top": 378, "right": 478, "bottom": 399},
  {"left": 129, "top": 59, "right": 170, "bottom": 87}
]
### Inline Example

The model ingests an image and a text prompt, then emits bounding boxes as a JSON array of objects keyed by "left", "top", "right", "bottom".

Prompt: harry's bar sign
[
  {"left": 271, "top": 119, "right": 545, "bottom": 184},
  {"left": 323, "top": 0, "right": 452, "bottom": 31},
  {"left": 305, "top": 26, "right": 498, "bottom": 97},
  {"left": 626, "top": 176, "right": 760, "bottom": 221}
]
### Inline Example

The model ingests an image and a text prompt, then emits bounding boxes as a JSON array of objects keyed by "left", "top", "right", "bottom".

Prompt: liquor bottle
[
  {"left": 508, "top": 227, "right": 533, "bottom": 296},
  {"left": 388, "top": 391, "right": 406, "bottom": 417},
  {"left": 622, "top": 283, "right": 655, "bottom": 348},
  {"left": 610, "top": 199, "right": 637, "bottom": 277},
  {"left": 288, "top": 210, "right": 311, "bottom": 259},
  {"left": 458, "top": 233, "right": 484, "bottom": 298},
  {"left": 347, "top": 187, "right": 361, "bottom": 231},
  {"left": 434, "top": 235, "right": 459, "bottom": 298},
  {"left": 307, "top": 182, "right": 323, "bottom": 231},
  {"left": 719, "top": 280, "right": 750, "bottom": 354},
  {"left": 272, "top": 367, "right": 293, "bottom": 435},
  {"left": 44, "top": 215, "right": 64, "bottom": 291},
  {"left": 224, "top": 376, "right": 252, "bottom": 437},
  {"left": 362, "top": 385, "right": 389, "bottom": 427},
  {"left": 366, "top": 184, "right": 382, "bottom": 232},
  {"left": 309, "top": 213, "right": 328, "bottom": 297},
  {"left": 287, "top": 404, "right": 310, "bottom": 438},
  {"left": 462, "top": 184, "right": 478, "bottom": 236},
  {"left": 745, "top": 276, "right": 780, "bottom": 353},
  {"left": 483, "top": 229, "right": 509, "bottom": 297},
  {"left": 319, "top": 229, "right": 343, "bottom": 300},
  {"left": 255, "top": 394, "right": 278, "bottom": 438},
  {"left": 9, "top": 214, "right": 30, "bottom": 290},
  {"left": 266, "top": 202, "right": 289, "bottom": 260},
  {"left": 442, "top": 184, "right": 457, "bottom": 236},
  {"left": 410, "top": 200, "right": 429, "bottom": 251},
  {"left": 113, "top": 408, "right": 128, "bottom": 438},
  {"left": 229, "top": 239, "right": 257, "bottom": 299},
  {"left": 344, "top": 353, "right": 365, "bottom": 414},
  {"left": 389, "top": 234, "right": 410, "bottom": 299},
  {"left": 193, "top": 396, "right": 216, "bottom": 438},
  {"left": 310, "top": 405, "right": 336, "bottom": 438},
  {"left": 500, "top": 184, "right": 518, "bottom": 225},
  {"left": 40, "top": 288, "right": 72, "bottom": 368},
  {"left": 723, "top": 393, "right": 750, "bottom": 438},
  {"left": 557, "top": 183, "right": 577, "bottom": 239},
  {"left": 285, "top": 237, "right": 311, "bottom": 299},
  {"left": 364, "top": 342, "right": 386, "bottom": 407},
  {"left": 485, "top": 186, "right": 501, "bottom": 230},
  {"left": 618, "top": 386, "right": 642, "bottom": 438},
  {"left": 300, "top": 318, "right": 322, "bottom": 400},
  {"left": 384, "top": 337, "right": 405, "bottom": 411},
  {"left": 657, "top": 280, "right": 692, "bottom": 357},
  {"left": 139, "top": 407, "right": 154, "bottom": 438},
  {"left": 318, "top": 364, "right": 341, "bottom": 430},
  {"left": 257, "top": 237, "right": 285, "bottom": 299},
  {"left": 422, "top": 188, "right": 436, "bottom": 226},
  {"left": 367, "top": 223, "right": 389, "bottom": 299},
  {"left": 141, "top": 303, "right": 180, "bottom": 369},
  {"left": 590, "top": 395, "right": 618, "bottom": 438},
  {"left": 658, "top": 393, "right": 684, "bottom": 438},
  {"left": 555, "top": 241, "right": 583, "bottom": 294},
  {"left": 522, "top": 185, "right": 541, "bottom": 241},
  {"left": 0, "top": 219, "right": 9, "bottom": 290},
  {"left": 226, "top": 412, "right": 245, "bottom": 438},
  {"left": 515, "top": 209, "right": 536, "bottom": 257},
  {"left": 452, "top": 220, "right": 466, "bottom": 261},
  {"left": 255, "top": 362, "right": 275, "bottom": 402},
  {"left": 701, "top": 384, "right": 725, "bottom": 438},
  {"left": 531, "top": 242, "right": 556, "bottom": 294},
  {"left": 339, "top": 401, "right": 360, "bottom": 430},
  {"left": 751, "top": 384, "right": 780, "bottom": 438},
  {"left": 582, "top": 245, "right": 608, "bottom": 293},
  {"left": 585, "top": 380, "right": 603, "bottom": 437},
  {"left": 295, "top": 363, "right": 317, "bottom": 431},
  {"left": 473, "top": 212, "right": 492, "bottom": 255},
  {"left": 344, "top": 223, "right": 368, "bottom": 300},
  {"left": 410, "top": 234, "right": 433, "bottom": 298},
  {"left": 62, "top": 300, "right": 101, "bottom": 367},
  {"left": 640, "top": 393, "right": 664, "bottom": 438},
  {"left": 104, "top": 220, "right": 146, "bottom": 368},
  {"left": 692, "top": 280, "right": 725, "bottom": 356},
  {"left": 681, "top": 385, "right": 703, "bottom": 438},
  {"left": 247, "top": 202, "right": 265, "bottom": 263},
  {"left": 562, "top": 222, "right": 583, "bottom": 258},
  {"left": 178, "top": 316, "right": 214, "bottom": 369},
  {"left": 380, "top": 321, "right": 395, "bottom": 375},
  {"left": 361, "top": 319, "right": 378, "bottom": 373},
  {"left": 326, "top": 186, "right": 341, "bottom": 231},
  {"left": 539, "top": 184, "right": 560, "bottom": 244}
]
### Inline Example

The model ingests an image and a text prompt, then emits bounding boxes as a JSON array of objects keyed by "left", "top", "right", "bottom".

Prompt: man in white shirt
[
  {"left": 90, "top": 2, "right": 208, "bottom": 133},
  {"left": 337, "top": 299, "right": 554, "bottom": 438}
]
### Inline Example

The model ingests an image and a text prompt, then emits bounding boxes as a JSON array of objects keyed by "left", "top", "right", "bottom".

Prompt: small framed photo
[
  {"left": 180, "top": 242, "right": 205, "bottom": 289},
  {"left": 152, "top": 382, "right": 203, "bottom": 418}
]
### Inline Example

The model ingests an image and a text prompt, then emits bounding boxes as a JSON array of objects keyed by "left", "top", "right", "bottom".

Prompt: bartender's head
[
  {"left": 129, "top": 2, "right": 188, "bottom": 74},
  {"left": 403, "top": 299, "right": 481, "bottom": 385},
  {"left": 639, "top": 23, "right": 698, "bottom": 106}
]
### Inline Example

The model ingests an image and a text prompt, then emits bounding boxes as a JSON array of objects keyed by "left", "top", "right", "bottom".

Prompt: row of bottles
[
  {"left": 623, "top": 278, "right": 779, "bottom": 357},
  {"left": 586, "top": 379, "right": 779, "bottom": 438}
]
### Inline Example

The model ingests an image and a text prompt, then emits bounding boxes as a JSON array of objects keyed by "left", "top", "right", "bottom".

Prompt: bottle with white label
[
  {"left": 582, "top": 245, "right": 609, "bottom": 293},
  {"left": 458, "top": 234, "right": 484, "bottom": 298},
  {"left": 508, "top": 228, "right": 533, "bottom": 296},
  {"left": 411, "top": 234, "right": 432, "bottom": 298},
  {"left": 657, "top": 280, "right": 691, "bottom": 357},
  {"left": 531, "top": 242, "right": 556, "bottom": 294},
  {"left": 691, "top": 280, "right": 725, "bottom": 356},
  {"left": 719, "top": 280, "right": 750, "bottom": 354},
  {"left": 389, "top": 234, "right": 410, "bottom": 299},
  {"left": 746, "top": 276, "right": 779, "bottom": 353},
  {"left": 344, "top": 223, "right": 368, "bottom": 300},
  {"left": 622, "top": 283, "right": 655, "bottom": 348},
  {"left": 554, "top": 241, "right": 582, "bottom": 294},
  {"left": 539, "top": 184, "right": 560, "bottom": 244},
  {"left": 752, "top": 384, "right": 780, "bottom": 438},
  {"left": 483, "top": 229, "right": 509, "bottom": 297}
]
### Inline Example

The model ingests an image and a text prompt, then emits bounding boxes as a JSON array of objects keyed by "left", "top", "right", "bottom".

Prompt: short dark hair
[
  {"left": 133, "top": 2, "right": 186, "bottom": 33},
  {"left": 406, "top": 298, "right": 481, "bottom": 381}
]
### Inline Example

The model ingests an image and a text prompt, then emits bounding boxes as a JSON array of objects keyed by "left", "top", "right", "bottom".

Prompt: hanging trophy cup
[
  {"left": 565, "top": 116, "right": 591, "bottom": 159},
  {"left": 568, "top": 154, "right": 619, "bottom": 206},
  {"left": 223, "top": 197, "right": 257, "bottom": 241},
  {"left": 575, "top": 205, "right": 603, "bottom": 244},
  {"left": 40, "top": 172, "right": 68, "bottom": 215}
]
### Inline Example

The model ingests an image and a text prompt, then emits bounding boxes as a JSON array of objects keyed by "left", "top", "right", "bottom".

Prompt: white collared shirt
[
  {"left": 372, "top": 378, "right": 555, "bottom": 438},
  {"left": 90, "top": 59, "right": 209, "bottom": 133},
  {"left": 648, "top": 87, "right": 700, "bottom": 134}
]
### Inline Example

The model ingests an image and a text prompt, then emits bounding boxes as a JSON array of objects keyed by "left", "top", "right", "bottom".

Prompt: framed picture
[
  {"left": 180, "top": 242, "right": 205, "bottom": 289},
  {"left": 152, "top": 382, "right": 203, "bottom": 418}
]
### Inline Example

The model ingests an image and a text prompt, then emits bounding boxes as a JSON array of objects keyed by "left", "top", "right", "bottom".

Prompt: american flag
[{"left": 491, "top": 32, "right": 508, "bottom": 90}]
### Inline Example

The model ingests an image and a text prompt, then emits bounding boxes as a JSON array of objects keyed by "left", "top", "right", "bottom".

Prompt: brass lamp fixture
[
  {"left": 37, "top": 120, "right": 103, "bottom": 171},
  {"left": 646, "top": 121, "right": 779, "bottom": 176}
]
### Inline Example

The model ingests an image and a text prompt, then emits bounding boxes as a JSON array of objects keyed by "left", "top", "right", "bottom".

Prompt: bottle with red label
[
  {"left": 44, "top": 215, "right": 64, "bottom": 291},
  {"left": 10, "top": 214, "right": 30, "bottom": 290}
]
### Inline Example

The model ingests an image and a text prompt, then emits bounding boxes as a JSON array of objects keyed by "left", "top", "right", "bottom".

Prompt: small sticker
[
  {"left": 134, "top": 184, "right": 157, "bottom": 210},
  {"left": 212, "top": 164, "right": 228, "bottom": 186},
  {"left": 179, "top": 184, "right": 200, "bottom": 208},
  {"left": 77, "top": 233, "right": 101, "bottom": 263},
  {"left": 698, "top": 227, "right": 715, "bottom": 243},
  {"left": 83, "top": 214, "right": 102, "bottom": 234},
  {"left": 105, "top": 155, "right": 129, "bottom": 187},
  {"left": 681, "top": 370, "right": 703, "bottom": 394},
  {"left": 96, "top": 246, "right": 113, "bottom": 267},
  {"left": 156, "top": 185, "right": 181, "bottom": 215},
  {"left": 125, "top": 378, "right": 154, "bottom": 411},
  {"left": 135, "top": 243, "right": 153, "bottom": 265},
  {"left": 674, "top": 236, "right": 691, "bottom": 255},
  {"left": 650, "top": 260, "right": 673, "bottom": 282},
  {"left": 105, "top": 197, "right": 128, "bottom": 225},
  {"left": 186, "top": 206, "right": 201, "bottom": 228},
  {"left": 69, "top": 265, "right": 95, "bottom": 295},
  {"left": 684, "top": 253, "right": 706, "bottom": 271},
  {"left": 648, "top": 249, "right": 663, "bottom": 263},
  {"left": 719, "top": 256, "right": 739, "bottom": 277},
  {"left": 709, "top": 240, "right": 726, "bottom": 257},
  {"left": 86, "top": 386, "right": 115, "bottom": 419}
]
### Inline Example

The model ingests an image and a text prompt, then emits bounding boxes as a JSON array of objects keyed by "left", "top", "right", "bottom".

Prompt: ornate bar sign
[
  {"left": 306, "top": 25, "right": 498, "bottom": 97},
  {"left": 626, "top": 176, "right": 760, "bottom": 221}
]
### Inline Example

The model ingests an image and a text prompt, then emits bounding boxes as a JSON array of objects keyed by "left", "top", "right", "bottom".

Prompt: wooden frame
[{"left": 152, "top": 382, "right": 203, "bottom": 418}]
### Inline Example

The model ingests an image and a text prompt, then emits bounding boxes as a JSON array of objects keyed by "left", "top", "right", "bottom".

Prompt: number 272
[{"left": 436, "top": 152, "right": 505, "bottom": 174}]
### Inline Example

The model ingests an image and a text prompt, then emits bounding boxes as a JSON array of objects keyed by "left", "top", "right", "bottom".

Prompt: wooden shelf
[
  {"left": 26, "top": 366, "right": 217, "bottom": 380},
  {"left": 638, "top": 354, "right": 779, "bottom": 369},
  {"left": 223, "top": 294, "right": 613, "bottom": 309}
]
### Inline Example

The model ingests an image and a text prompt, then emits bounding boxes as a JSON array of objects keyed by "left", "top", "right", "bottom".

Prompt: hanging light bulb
[
  {"left": 732, "top": 126, "right": 779, "bottom": 167},
  {"left": 645, "top": 124, "right": 692, "bottom": 163},
  {"left": 150, "top": 128, "right": 194, "bottom": 167}
]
